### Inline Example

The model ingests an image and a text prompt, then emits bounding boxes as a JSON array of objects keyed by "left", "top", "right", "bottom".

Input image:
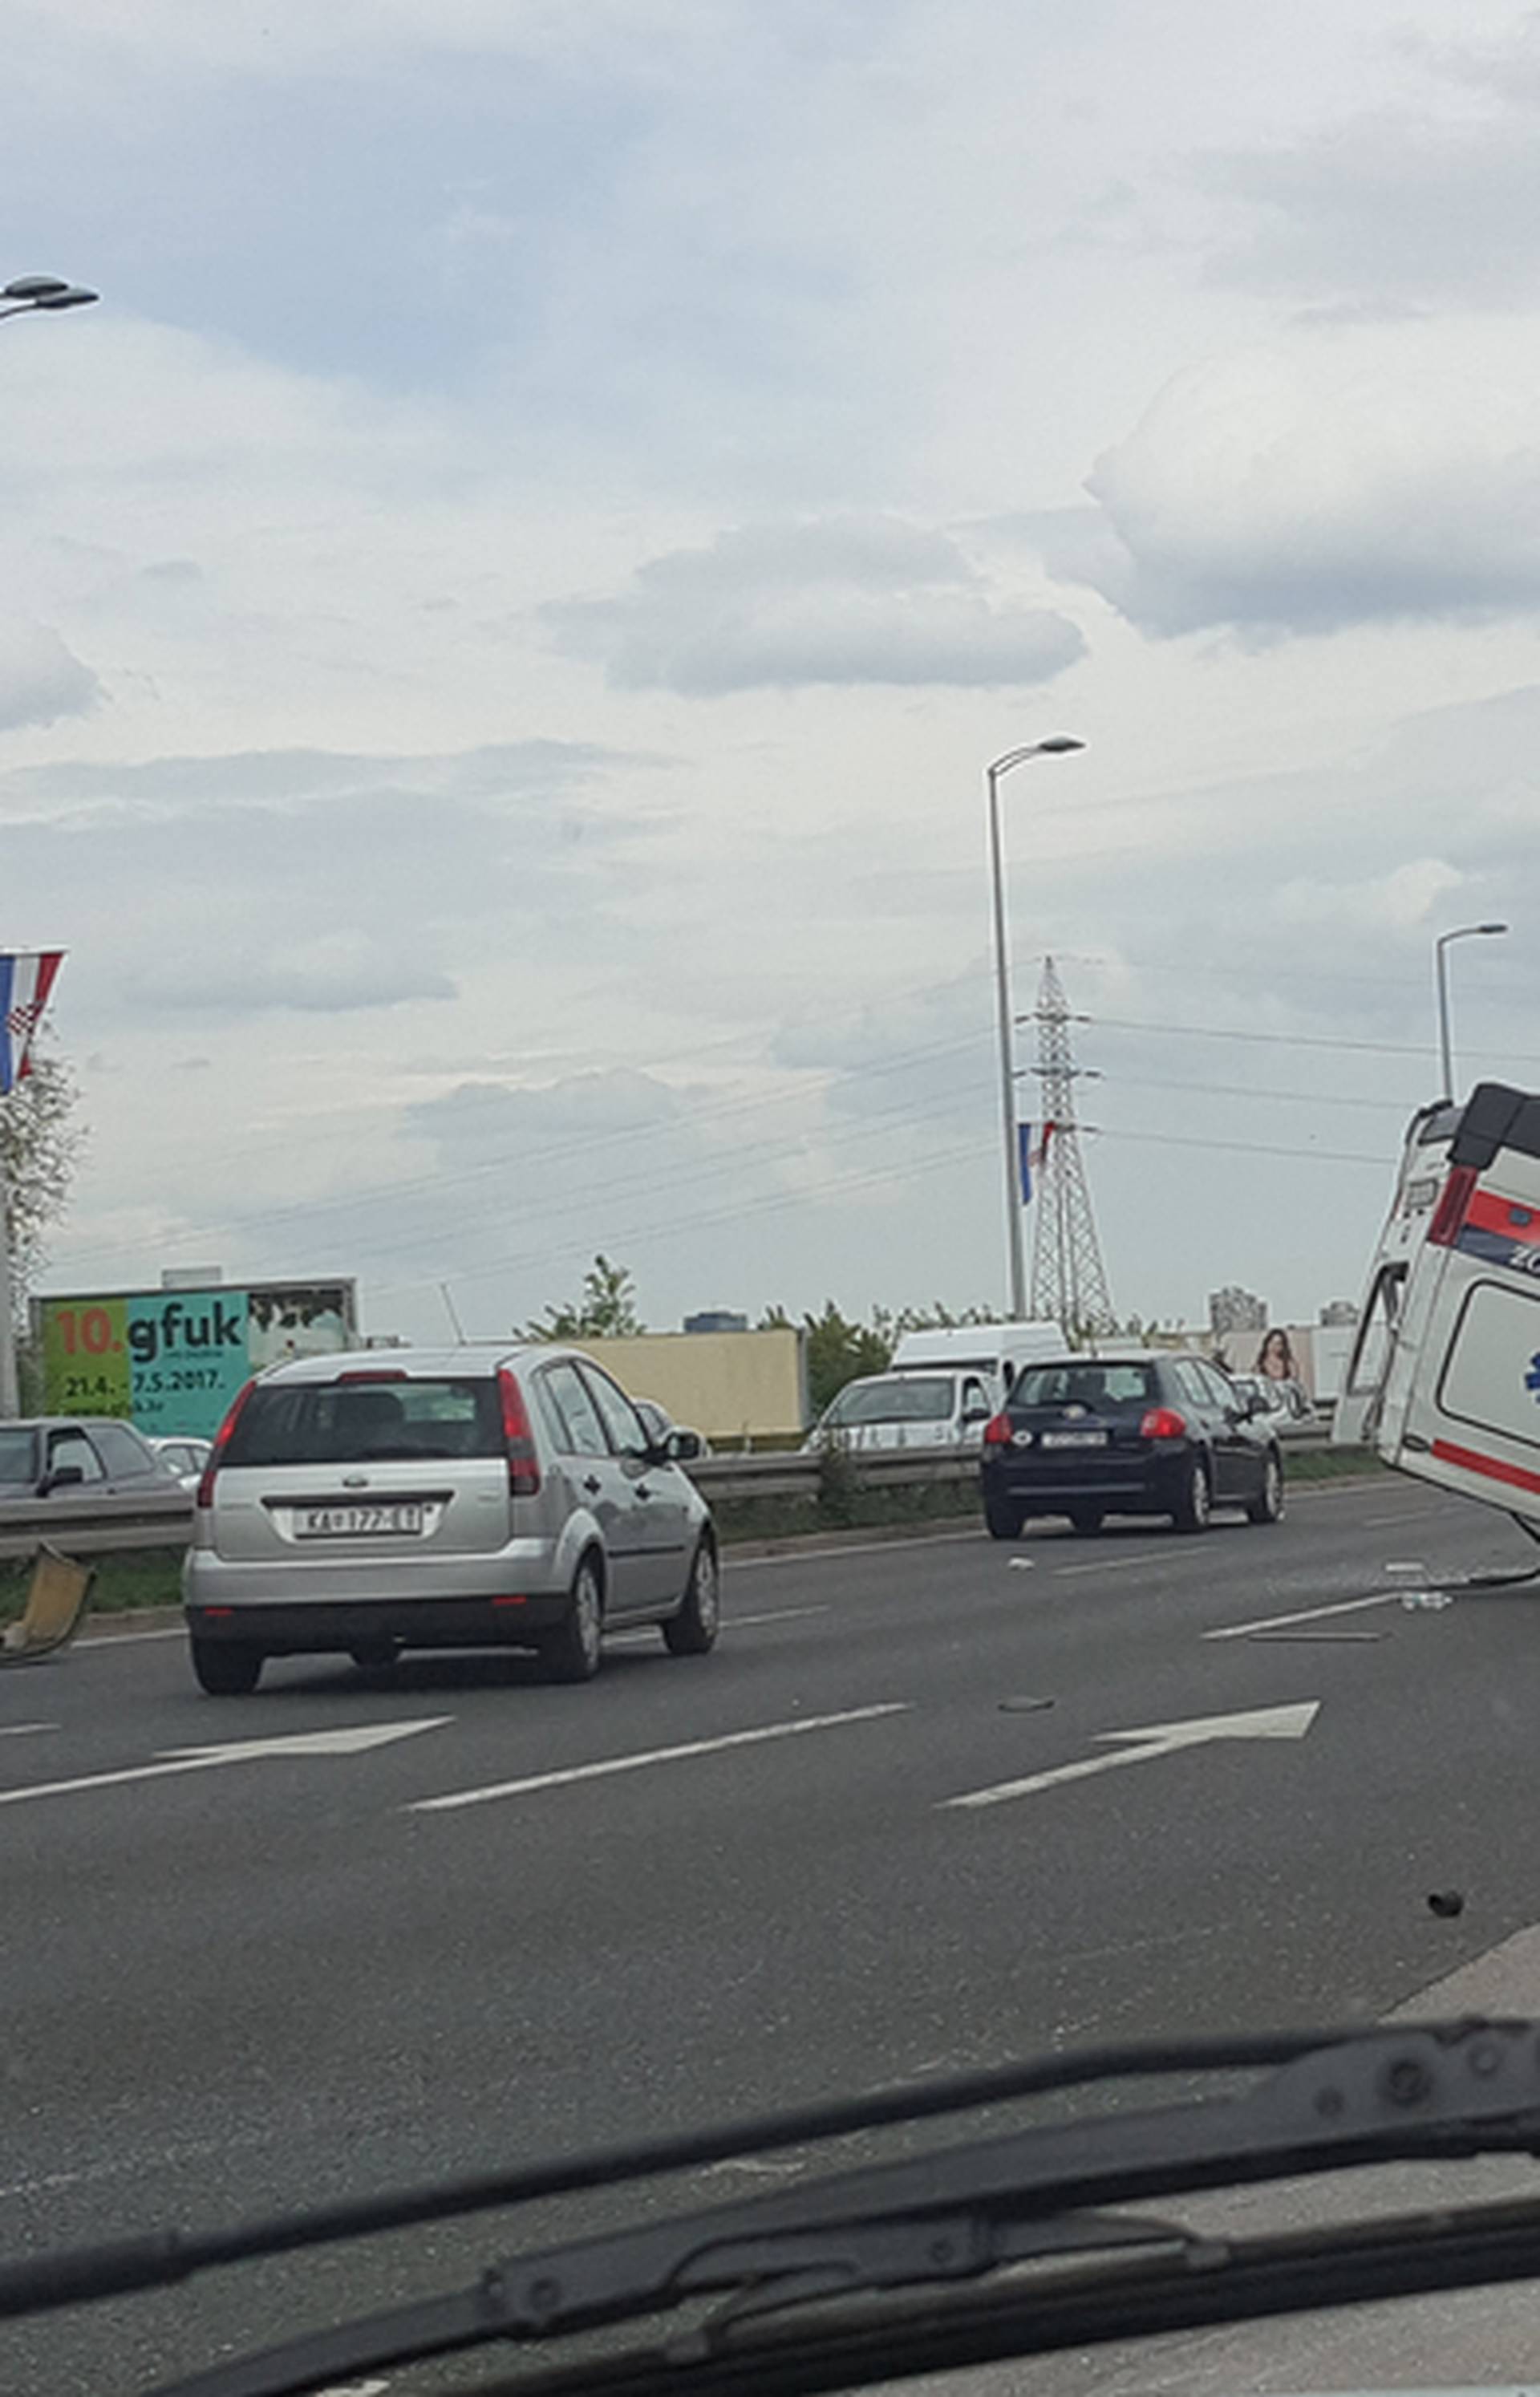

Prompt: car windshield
[
  {"left": 0, "top": 1428, "right": 37, "bottom": 1486},
  {"left": 223, "top": 1379, "right": 503, "bottom": 1464},
  {"left": 825, "top": 1377, "right": 952, "bottom": 1425},
  {"left": 1013, "top": 1362, "right": 1156, "bottom": 1409}
]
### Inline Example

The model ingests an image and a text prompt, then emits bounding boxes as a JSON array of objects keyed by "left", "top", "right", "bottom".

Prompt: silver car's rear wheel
[
  {"left": 663, "top": 1538, "right": 719, "bottom": 1657},
  {"left": 542, "top": 1555, "right": 604, "bottom": 1683},
  {"left": 190, "top": 1637, "right": 264, "bottom": 1697}
]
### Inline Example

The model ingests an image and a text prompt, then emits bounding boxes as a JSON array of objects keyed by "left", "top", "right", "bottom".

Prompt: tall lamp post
[
  {"left": 986, "top": 736, "right": 1085, "bottom": 1319},
  {"left": 1435, "top": 921, "right": 1507, "bottom": 1104},
  {"left": 0, "top": 274, "right": 96, "bottom": 1415}
]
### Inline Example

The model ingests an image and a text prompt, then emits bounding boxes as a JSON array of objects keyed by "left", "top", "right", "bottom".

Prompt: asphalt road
[{"left": 4, "top": 1474, "right": 1539, "bottom": 2395}]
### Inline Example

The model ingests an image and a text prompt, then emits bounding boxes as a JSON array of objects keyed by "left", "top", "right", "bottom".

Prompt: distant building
[
  {"left": 683, "top": 1309, "right": 749, "bottom": 1334},
  {"left": 1319, "top": 1298, "right": 1360, "bottom": 1327},
  {"left": 1209, "top": 1285, "right": 1267, "bottom": 1336}
]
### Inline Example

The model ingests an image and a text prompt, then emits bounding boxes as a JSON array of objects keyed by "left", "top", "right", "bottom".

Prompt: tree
[
  {"left": 760, "top": 1300, "right": 891, "bottom": 1418},
  {"left": 870, "top": 1300, "right": 999, "bottom": 1344},
  {"left": 521, "top": 1254, "right": 643, "bottom": 1340},
  {"left": 2, "top": 1038, "right": 87, "bottom": 1327}
]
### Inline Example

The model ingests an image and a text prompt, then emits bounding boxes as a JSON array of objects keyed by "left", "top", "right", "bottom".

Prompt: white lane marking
[
  {"left": 0, "top": 1718, "right": 452, "bottom": 1810},
  {"left": 609, "top": 1603, "right": 829, "bottom": 1647},
  {"left": 1203, "top": 1591, "right": 1402, "bottom": 1641},
  {"left": 77, "top": 1625, "right": 188, "bottom": 1645},
  {"left": 1052, "top": 1551, "right": 1165, "bottom": 1579},
  {"left": 0, "top": 1723, "right": 55, "bottom": 1738},
  {"left": 727, "top": 1530, "right": 986, "bottom": 1572},
  {"left": 1392, "top": 1920, "right": 1540, "bottom": 2021},
  {"left": 729, "top": 1604, "right": 828, "bottom": 1628},
  {"left": 942, "top": 1701, "right": 1320, "bottom": 1812},
  {"left": 701, "top": 2156, "right": 805, "bottom": 2182},
  {"left": 408, "top": 1702, "right": 911, "bottom": 1815}
]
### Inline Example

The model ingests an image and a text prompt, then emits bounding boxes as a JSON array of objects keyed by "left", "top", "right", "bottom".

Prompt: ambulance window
[{"left": 1346, "top": 1263, "right": 1404, "bottom": 1397}]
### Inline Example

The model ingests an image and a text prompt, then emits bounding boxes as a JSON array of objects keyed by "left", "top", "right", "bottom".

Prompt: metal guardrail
[
  {"left": 0, "top": 1488, "right": 193, "bottom": 1562},
  {"left": 693, "top": 1426, "right": 1334, "bottom": 1503},
  {"left": 0, "top": 1430, "right": 1339, "bottom": 1559}
]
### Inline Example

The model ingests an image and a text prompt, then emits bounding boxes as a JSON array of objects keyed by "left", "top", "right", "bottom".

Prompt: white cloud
[
  {"left": 547, "top": 517, "right": 1087, "bottom": 692},
  {"left": 132, "top": 931, "right": 458, "bottom": 1017},
  {"left": 7, "top": 0, "right": 741, "bottom": 78},
  {"left": 1274, "top": 858, "right": 1465, "bottom": 934},
  {"left": 0, "top": 618, "right": 100, "bottom": 730},
  {"left": 1040, "top": 324, "right": 1540, "bottom": 639}
]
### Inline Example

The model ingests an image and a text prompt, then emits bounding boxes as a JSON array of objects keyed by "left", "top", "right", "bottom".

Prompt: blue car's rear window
[{"left": 1012, "top": 1364, "right": 1156, "bottom": 1410}]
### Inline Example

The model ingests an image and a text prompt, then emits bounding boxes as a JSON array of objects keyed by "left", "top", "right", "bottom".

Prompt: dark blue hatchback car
[{"left": 979, "top": 1349, "right": 1285, "bottom": 1538}]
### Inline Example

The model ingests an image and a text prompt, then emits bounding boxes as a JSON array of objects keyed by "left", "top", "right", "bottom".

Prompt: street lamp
[
  {"left": 0, "top": 271, "right": 95, "bottom": 1413},
  {"left": 986, "top": 735, "right": 1085, "bottom": 1319},
  {"left": 0, "top": 276, "right": 98, "bottom": 323},
  {"left": 1435, "top": 921, "right": 1507, "bottom": 1102}
]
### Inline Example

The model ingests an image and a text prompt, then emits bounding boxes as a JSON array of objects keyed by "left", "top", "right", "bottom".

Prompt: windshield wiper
[{"left": 13, "top": 2019, "right": 1540, "bottom": 2397}]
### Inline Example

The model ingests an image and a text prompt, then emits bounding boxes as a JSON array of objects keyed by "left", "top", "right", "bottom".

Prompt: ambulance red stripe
[{"left": 1430, "top": 1436, "right": 1540, "bottom": 1495}]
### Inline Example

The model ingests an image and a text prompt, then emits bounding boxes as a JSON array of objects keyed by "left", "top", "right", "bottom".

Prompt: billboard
[{"left": 32, "top": 1280, "right": 358, "bottom": 1438}]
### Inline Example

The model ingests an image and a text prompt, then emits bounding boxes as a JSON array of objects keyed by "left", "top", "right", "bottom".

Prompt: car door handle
[
  {"left": 582, "top": 1475, "right": 602, "bottom": 1496},
  {"left": 635, "top": 1484, "right": 652, "bottom": 1501}
]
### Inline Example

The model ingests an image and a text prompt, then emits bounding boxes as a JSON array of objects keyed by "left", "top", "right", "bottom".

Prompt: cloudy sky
[{"left": 5, "top": 0, "right": 1540, "bottom": 1343}]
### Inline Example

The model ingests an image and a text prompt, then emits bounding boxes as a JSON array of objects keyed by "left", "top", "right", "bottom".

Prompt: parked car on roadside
[
  {"left": 148, "top": 1434, "right": 213, "bottom": 1490},
  {"left": 632, "top": 1397, "right": 711, "bottom": 1459},
  {"left": 803, "top": 1369, "right": 996, "bottom": 1454},
  {"left": 1226, "top": 1371, "right": 1315, "bottom": 1440},
  {"left": 0, "top": 1416, "right": 184, "bottom": 1504},
  {"left": 182, "top": 1344, "right": 719, "bottom": 1694},
  {"left": 979, "top": 1349, "right": 1285, "bottom": 1538}
]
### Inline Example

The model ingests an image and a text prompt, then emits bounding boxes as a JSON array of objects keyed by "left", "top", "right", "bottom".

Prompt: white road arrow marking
[
  {"left": 0, "top": 1718, "right": 451, "bottom": 1809},
  {"left": 942, "top": 1701, "right": 1320, "bottom": 1812},
  {"left": 410, "top": 1702, "right": 910, "bottom": 1814}
]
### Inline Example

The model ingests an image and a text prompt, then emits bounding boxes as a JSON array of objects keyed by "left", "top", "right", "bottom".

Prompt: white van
[
  {"left": 888, "top": 1323, "right": 1068, "bottom": 1401},
  {"left": 1335, "top": 1082, "right": 1540, "bottom": 1526},
  {"left": 802, "top": 1369, "right": 998, "bottom": 1455}
]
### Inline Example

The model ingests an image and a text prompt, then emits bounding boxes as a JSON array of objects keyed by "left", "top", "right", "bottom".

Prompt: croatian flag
[
  {"left": 0, "top": 951, "right": 64, "bottom": 1094},
  {"left": 1018, "top": 1121, "right": 1057, "bottom": 1204}
]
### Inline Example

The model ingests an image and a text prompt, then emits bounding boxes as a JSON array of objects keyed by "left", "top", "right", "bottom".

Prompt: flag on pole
[
  {"left": 1018, "top": 1121, "right": 1058, "bottom": 1204},
  {"left": 0, "top": 951, "right": 65, "bottom": 1094}
]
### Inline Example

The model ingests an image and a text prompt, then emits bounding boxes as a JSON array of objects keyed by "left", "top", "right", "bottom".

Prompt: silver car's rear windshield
[
  {"left": 1012, "top": 1363, "right": 1156, "bottom": 1410},
  {"left": 0, "top": 1426, "right": 37, "bottom": 1486},
  {"left": 826, "top": 1377, "right": 952, "bottom": 1426},
  {"left": 224, "top": 1379, "right": 505, "bottom": 1466}
]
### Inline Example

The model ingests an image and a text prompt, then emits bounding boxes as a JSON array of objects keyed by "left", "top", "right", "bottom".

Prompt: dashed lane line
[{"left": 1203, "top": 1591, "right": 1403, "bottom": 1641}]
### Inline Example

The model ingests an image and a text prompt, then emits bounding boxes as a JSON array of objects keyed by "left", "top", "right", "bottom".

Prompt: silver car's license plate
[
  {"left": 1040, "top": 1430, "right": 1108, "bottom": 1448},
  {"left": 296, "top": 1503, "right": 425, "bottom": 1539}
]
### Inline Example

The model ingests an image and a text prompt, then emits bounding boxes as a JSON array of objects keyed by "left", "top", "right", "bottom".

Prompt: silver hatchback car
[{"left": 182, "top": 1344, "right": 718, "bottom": 1694}]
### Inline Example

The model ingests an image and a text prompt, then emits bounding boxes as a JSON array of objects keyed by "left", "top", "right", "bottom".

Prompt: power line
[
  {"left": 1104, "top": 1069, "right": 1416, "bottom": 1115},
  {"left": 371, "top": 1125, "right": 1001, "bottom": 1303},
  {"left": 50, "top": 1024, "right": 995, "bottom": 1277},
  {"left": 247, "top": 1067, "right": 999, "bottom": 1280},
  {"left": 1088, "top": 1015, "right": 1485, "bottom": 1063},
  {"left": 1095, "top": 1125, "right": 1391, "bottom": 1168}
]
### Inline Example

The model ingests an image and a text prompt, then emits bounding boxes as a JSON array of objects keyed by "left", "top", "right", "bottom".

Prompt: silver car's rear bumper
[
  {"left": 184, "top": 1535, "right": 563, "bottom": 1615},
  {"left": 185, "top": 1592, "right": 570, "bottom": 1653}
]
